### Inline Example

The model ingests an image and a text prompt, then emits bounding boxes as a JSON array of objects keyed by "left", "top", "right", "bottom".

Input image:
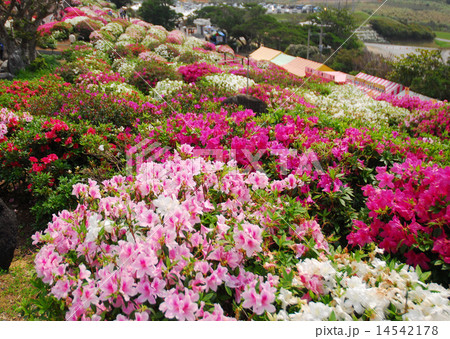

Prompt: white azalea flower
[
  {"left": 86, "top": 213, "right": 101, "bottom": 242},
  {"left": 153, "top": 195, "right": 181, "bottom": 218}
]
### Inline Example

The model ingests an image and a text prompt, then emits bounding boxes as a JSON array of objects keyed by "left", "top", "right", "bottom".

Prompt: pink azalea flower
[
  {"left": 200, "top": 304, "right": 236, "bottom": 321},
  {"left": 241, "top": 282, "right": 276, "bottom": 315},
  {"left": 159, "top": 288, "right": 199, "bottom": 321},
  {"left": 233, "top": 223, "right": 263, "bottom": 257}
]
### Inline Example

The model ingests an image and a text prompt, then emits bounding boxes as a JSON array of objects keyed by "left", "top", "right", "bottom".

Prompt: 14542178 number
[{"left": 377, "top": 325, "right": 438, "bottom": 336}]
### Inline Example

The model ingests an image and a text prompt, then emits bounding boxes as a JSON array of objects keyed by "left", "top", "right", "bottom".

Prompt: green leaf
[
  {"left": 225, "top": 285, "right": 232, "bottom": 296},
  {"left": 329, "top": 310, "right": 337, "bottom": 321}
]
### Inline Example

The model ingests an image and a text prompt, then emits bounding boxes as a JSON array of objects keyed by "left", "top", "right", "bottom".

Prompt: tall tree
[
  {"left": 309, "top": 7, "right": 360, "bottom": 51},
  {"left": 110, "top": 0, "right": 131, "bottom": 9},
  {"left": 138, "top": 0, "right": 181, "bottom": 30},
  {"left": 0, "top": 0, "right": 58, "bottom": 74}
]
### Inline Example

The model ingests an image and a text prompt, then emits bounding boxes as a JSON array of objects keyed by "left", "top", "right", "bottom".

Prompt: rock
[
  {"left": 7, "top": 50, "right": 25, "bottom": 75},
  {"left": 0, "top": 72, "right": 14, "bottom": 81},
  {"left": 355, "top": 25, "right": 389, "bottom": 44},
  {"left": 0, "top": 60, "right": 7, "bottom": 72},
  {"left": 222, "top": 94, "right": 268, "bottom": 115},
  {"left": 0, "top": 198, "right": 18, "bottom": 272}
]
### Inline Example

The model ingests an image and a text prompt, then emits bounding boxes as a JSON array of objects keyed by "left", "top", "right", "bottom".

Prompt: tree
[
  {"left": 309, "top": 7, "right": 360, "bottom": 52},
  {"left": 232, "top": 4, "right": 278, "bottom": 49},
  {"left": 388, "top": 49, "right": 450, "bottom": 101},
  {"left": 330, "top": 48, "right": 393, "bottom": 78},
  {"left": 0, "top": 0, "right": 58, "bottom": 74},
  {"left": 194, "top": 4, "right": 307, "bottom": 51},
  {"left": 138, "top": 0, "right": 181, "bottom": 30},
  {"left": 110, "top": 0, "right": 131, "bottom": 9},
  {"left": 285, "top": 44, "right": 320, "bottom": 60},
  {"left": 261, "top": 22, "right": 307, "bottom": 52},
  {"left": 194, "top": 4, "right": 242, "bottom": 44}
]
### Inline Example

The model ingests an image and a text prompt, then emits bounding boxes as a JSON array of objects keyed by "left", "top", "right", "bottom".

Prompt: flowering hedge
[
  {"left": 32, "top": 153, "right": 325, "bottom": 320},
  {"left": 241, "top": 84, "right": 315, "bottom": 111},
  {"left": 348, "top": 158, "right": 450, "bottom": 284},
  {"left": 273, "top": 251, "right": 450, "bottom": 321},
  {"left": 402, "top": 105, "right": 450, "bottom": 140},
  {"left": 0, "top": 108, "right": 132, "bottom": 225},
  {"left": 30, "top": 153, "right": 450, "bottom": 321},
  {"left": 304, "top": 85, "right": 409, "bottom": 126},
  {"left": 376, "top": 93, "right": 446, "bottom": 112},
  {"left": 178, "top": 62, "right": 222, "bottom": 84}
]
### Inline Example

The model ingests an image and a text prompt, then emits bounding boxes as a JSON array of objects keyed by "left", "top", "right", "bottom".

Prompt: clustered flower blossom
[
  {"left": 348, "top": 158, "right": 450, "bottom": 269},
  {"left": 178, "top": 62, "right": 222, "bottom": 83},
  {"left": 241, "top": 84, "right": 315, "bottom": 111},
  {"left": 304, "top": 85, "right": 409, "bottom": 125},
  {"left": 272, "top": 252, "right": 450, "bottom": 321},
  {"left": 203, "top": 73, "right": 255, "bottom": 92},
  {"left": 33, "top": 154, "right": 325, "bottom": 320},
  {"left": 376, "top": 93, "right": 447, "bottom": 112},
  {"left": 0, "top": 108, "right": 33, "bottom": 140}
]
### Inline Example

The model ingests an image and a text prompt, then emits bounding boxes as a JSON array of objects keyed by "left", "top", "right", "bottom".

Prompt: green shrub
[
  {"left": 37, "top": 35, "right": 56, "bottom": 49},
  {"left": 74, "top": 19, "right": 103, "bottom": 41},
  {"left": 129, "top": 60, "right": 182, "bottom": 94},
  {"left": 370, "top": 17, "right": 435, "bottom": 41},
  {"left": 0, "top": 115, "right": 131, "bottom": 229}
]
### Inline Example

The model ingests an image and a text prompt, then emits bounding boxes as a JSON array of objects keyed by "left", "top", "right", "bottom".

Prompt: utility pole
[
  {"left": 319, "top": 24, "right": 323, "bottom": 55},
  {"left": 307, "top": 27, "right": 311, "bottom": 60}
]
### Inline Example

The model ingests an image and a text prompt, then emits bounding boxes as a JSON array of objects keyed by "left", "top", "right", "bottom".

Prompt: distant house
[
  {"left": 249, "top": 46, "right": 334, "bottom": 78},
  {"left": 248, "top": 46, "right": 282, "bottom": 62},
  {"left": 282, "top": 57, "right": 333, "bottom": 78},
  {"left": 305, "top": 67, "right": 347, "bottom": 84},
  {"left": 348, "top": 72, "right": 405, "bottom": 96}
]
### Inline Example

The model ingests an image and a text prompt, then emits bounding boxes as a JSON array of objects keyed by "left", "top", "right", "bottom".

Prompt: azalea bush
[
  {"left": 28, "top": 153, "right": 450, "bottom": 321},
  {"left": 376, "top": 93, "right": 446, "bottom": 112},
  {"left": 30, "top": 153, "right": 321, "bottom": 320},
  {"left": 241, "top": 84, "right": 315, "bottom": 112},
  {"left": 248, "top": 62, "right": 304, "bottom": 88},
  {"left": 178, "top": 62, "right": 222, "bottom": 84},
  {"left": 401, "top": 105, "right": 450, "bottom": 140},
  {"left": 0, "top": 109, "right": 130, "bottom": 227},
  {"left": 304, "top": 85, "right": 409, "bottom": 126},
  {"left": 200, "top": 73, "right": 255, "bottom": 93},
  {"left": 74, "top": 19, "right": 103, "bottom": 41},
  {"left": 28, "top": 87, "right": 147, "bottom": 128},
  {"left": 348, "top": 158, "right": 450, "bottom": 285},
  {"left": 129, "top": 60, "right": 182, "bottom": 94},
  {"left": 273, "top": 249, "right": 450, "bottom": 321},
  {"left": 0, "top": 74, "right": 69, "bottom": 111}
]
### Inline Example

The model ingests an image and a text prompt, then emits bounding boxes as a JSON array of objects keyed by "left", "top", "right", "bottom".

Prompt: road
[{"left": 364, "top": 42, "right": 450, "bottom": 62}]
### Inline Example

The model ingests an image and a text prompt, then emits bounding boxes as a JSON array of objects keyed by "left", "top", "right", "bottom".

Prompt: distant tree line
[
  {"left": 193, "top": 4, "right": 307, "bottom": 51},
  {"left": 192, "top": 5, "right": 361, "bottom": 55}
]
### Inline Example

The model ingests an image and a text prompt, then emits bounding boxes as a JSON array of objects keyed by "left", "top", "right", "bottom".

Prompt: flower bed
[{"left": 2, "top": 0, "right": 449, "bottom": 322}]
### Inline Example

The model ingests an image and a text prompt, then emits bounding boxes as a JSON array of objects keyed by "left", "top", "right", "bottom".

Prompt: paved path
[
  {"left": 436, "top": 38, "right": 450, "bottom": 43},
  {"left": 364, "top": 42, "right": 450, "bottom": 62}
]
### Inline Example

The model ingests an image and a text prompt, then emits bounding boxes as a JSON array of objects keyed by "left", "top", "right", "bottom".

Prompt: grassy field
[
  {"left": 355, "top": 0, "right": 450, "bottom": 31},
  {"left": 352, "top": 10, "right": 371, "bottom": 26},
  {"left": 435, "top": 39, "right": 450, "bottom": 48},
  {"left": 435, "top": 31, "right": 450, "bottom": 40},
  {"left": 0, "top": 250, "right": 35, "bottom": 320}
]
